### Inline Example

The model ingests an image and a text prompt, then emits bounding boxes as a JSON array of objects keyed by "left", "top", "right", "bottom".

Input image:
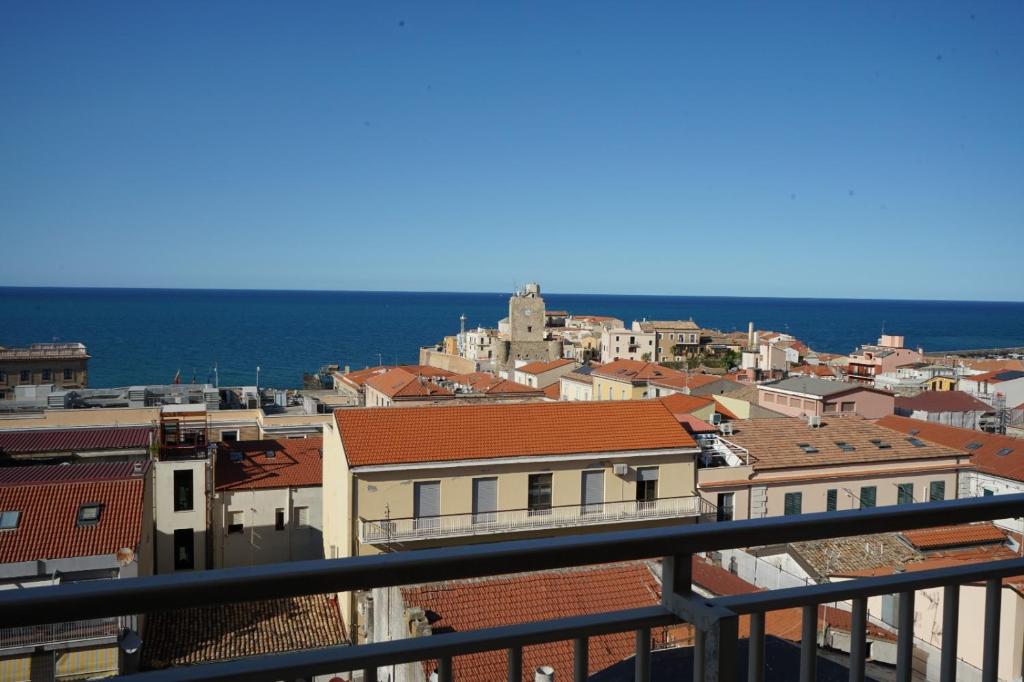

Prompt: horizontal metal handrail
[
  {"left": 360, "top": 495, "right": 713, "bottom": 542},
  {"left": 4, "top": 493, "right": 1023, "bottom": 629}
]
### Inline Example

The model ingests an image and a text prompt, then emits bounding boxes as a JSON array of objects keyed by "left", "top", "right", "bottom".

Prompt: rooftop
[
  {"left": 0, "top": 462, "right": 147, "bottom": 563},
  {"left": 336, "top": 400, "right": 697, "bottom": 467},
  {"left": 591, "top": 360, "right": 683, "bottom": 384},
  {"left": 400, "top": 563, "right": 661, "bottom": 682},
  {"left": 0, "top": 342, "right": 90, "bottom": 361},
  {"left": 637, "top": 320, "right": 700, "bottom": 332},
  {"left": 761, "top": 376, "right": 880, "bottom": 398},
  {"left": 901, "top": 523, "right": 1007, "bottom": 550},
  {"left": 364, "top": 368, "right": 454, "bottom": 400},
  {"left": 515, "top": 358, "right": 576, "bottom": 375},
  {"left": 876, "top": 415, "right": 1023, "bottom": 482},
  {"left": 0, "top": 426, "right": 152, "bottom": 456},
  {"left": 964, "top": 358, "right": 1024, "bottom": 373},
  {"left": 141, "top": 595, "right": 345, "bottom": 671},
  {"left": 894, "top": 391, "right": 993, "bottom": 414},
  {"left": 215, "top": 437, "right": 323, "bottom": 491},
  {"left": 337, "top": 364, "right": 453, "bottom": 389},
  {"left": 722, "top": 417, "right": 964, "bottom": 470},
  {"left": 967, "top": 369, "right": 1024, "bottom": 384},
  {"left": 648, "top": 373, "right": 737, "bottom": 392}
]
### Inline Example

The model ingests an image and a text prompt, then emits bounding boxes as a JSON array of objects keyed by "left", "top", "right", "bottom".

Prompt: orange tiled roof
[
  {"left": 542, "top": 383, "right": 561, "bottom": 400},
  {"left": 902, "top": 523, "right": 1007, "bottom": 550},
  {"left": 964, "top": 369, "right": 1024, "bottom": 384},
  {"left": 515, "top": 358, "right": 575, "bottom": 375},
  {"left": 965, "top": 358, "right": 1024, "bottom": 373},
  {"left": 659, "top": 393, "right": 715, "bottom": 417},
  {"left": 365, "top": 368, "right": 454, "bottom": 399},
  {"left": 449, "top": 373, "right": 543, "bottom": 396},
  {"left": 591, "top": 359, "right": 682, "bottom": 383},
  {"left": 0, "top": 464, "right": 146, "bottom": 563},
  {"left": 876, "top": 415, "right": 1023, "bottom": 482},
  {"left": 339, "top": 364, "right": 453, "bottom": 388},
  {"left": 401, "top": 563, "right": 660, "bottom": 682},
  {"left": 215, "top": 438, "right": 323, "bottom": 491},
  {"left": 336, "top": 401, "right": 696, "bottom": 467},
  {"left": 141, "top": 595, "right": 345, "bottom": 669},
  {"left": 648, "top": 372, "right": 735, "bottom": 391}
]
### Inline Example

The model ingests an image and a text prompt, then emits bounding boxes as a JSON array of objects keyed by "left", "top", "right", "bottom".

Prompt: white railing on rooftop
[
  {"left": 0, "top": 617, "right": 119, "bottom": 650},
  {"left": 359, "top": 495, "right": 714, "bottom": 544}
]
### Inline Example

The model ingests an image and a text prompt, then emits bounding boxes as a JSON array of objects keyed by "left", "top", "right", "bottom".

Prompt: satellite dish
[{"left": 116, "top": 547, "right": 135, "bottom": 566}]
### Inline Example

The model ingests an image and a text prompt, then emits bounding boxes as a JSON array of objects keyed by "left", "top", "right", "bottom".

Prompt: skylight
[
  {"left": 907, "top": 437, "right": 927, "bottom": 448},
  {"left": 77, "top": 503, "right": 102, "bottom": 527},
  {"left": 966, "top": 442, "right": 983, "bottom": 450},
  {"left": 996, "top": 448, "right": 1014, "bottom": 457},
  {"left": 835, "top": 441, "right": 856, "bottom": 452},
  {"left": 869, "top": 438, "right": 892, "bottom": 449},
  {"left": 909, "top": 428, "right": 920, "bottom": 436},
  {"left": 229, "top": 451, "right": 243, "bottom": 463},
  {"left": 797, "top": 443, "right": 820, "bottom": 454},
  {"left": 0, "top": 511, "right": 20, "bottom": 530}
]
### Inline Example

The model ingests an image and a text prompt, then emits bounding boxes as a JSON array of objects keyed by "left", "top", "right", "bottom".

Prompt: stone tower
[{"left": 509, "top": 283, "right": 545, "bottom": 343}]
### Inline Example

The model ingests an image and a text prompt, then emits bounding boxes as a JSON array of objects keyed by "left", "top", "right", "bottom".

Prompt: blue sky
[{"left": 1, "top": 2, "right": 1021, "bottom": 300}]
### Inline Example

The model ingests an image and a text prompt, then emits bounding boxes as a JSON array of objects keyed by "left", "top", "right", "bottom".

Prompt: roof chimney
[
  {"left": 535, "top": 666, "right": 555, "bottom": 682},
  {"left": 748, "top": 322, "right": 755, "bottom": 351}
]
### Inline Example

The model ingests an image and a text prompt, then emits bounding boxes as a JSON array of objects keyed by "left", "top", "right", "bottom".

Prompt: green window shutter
[
  {"left": 930, "top": 481, "right": 946, "bottom": 502},
  {"left": 784, "top": 492, "right": 802, "bottom": 516},
  {"left": 897, "top": 483, "right": 913, "bottom": 505},
  {"left": 826, "top": 489, "right": 838, "bottom": 512},
  {"left": 860, "top": 486, "right": 876, "bottom": 509}
]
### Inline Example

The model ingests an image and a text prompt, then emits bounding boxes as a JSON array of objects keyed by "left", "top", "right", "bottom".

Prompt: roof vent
[
  {"left": 808, "top": 415, "right": 822, "bottom": 428},
  {"left": 535, "top": 666, "right": 555, "bottom": 682}
]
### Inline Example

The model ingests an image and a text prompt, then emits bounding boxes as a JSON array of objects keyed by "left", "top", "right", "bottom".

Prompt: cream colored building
[
  {"left": 512, "top": 358, "right": 579, "bottom": 389},
  {"left": 590, "top": 359, "right": 687, "bottom": 401},
  {"left": 599, "top": 325, "right": 656, "bottom": 363},
  {"left": 559, "top": 367, "right": 595, "bottom": 401},
  {"left": 322, "top": 400, "right": 710, "bottom": 630}
]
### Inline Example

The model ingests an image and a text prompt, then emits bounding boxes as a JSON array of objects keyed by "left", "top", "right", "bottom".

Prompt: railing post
[
  {"left": 693, "top": 627, "right": 705, "bottom": 682},
  {"left": 849, "top": 597, "right": 867, "bottom": 682},
  {"left": 982, "top": 578, "right": 1001, "bottom": 682},
  {"left": 896, "top": 591, "right": 915, "bottom": 682},
  {"left": 438, "top": 656, "right": 453, "bottom": 682},
  {"left": 635, "top": 627, "right": 651, "bottom": 682},
  {"left": 703, "top": 612, "right": 739, "bottom": 682},
  {"left": 508, "top": 646, "right": 522, "bottom": 682},
  {"left": 574, "top": 636, "right": 588, "bottom": 682},
  {"left": 799, "top": 604, "right": 816, "bottom": 682},
  {"left": 362, "top": 667, "right": 377, "bottom": 682},
  {"left": 747, "top": 611, "right": 765, "bottom": 682},
  {"left": 940, "top": 584, "right": 959, "bottom": 682}
]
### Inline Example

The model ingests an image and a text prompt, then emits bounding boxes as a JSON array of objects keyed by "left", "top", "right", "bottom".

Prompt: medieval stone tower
[{"left": 495, "top": 283, "right": 562, "bottom": 370}]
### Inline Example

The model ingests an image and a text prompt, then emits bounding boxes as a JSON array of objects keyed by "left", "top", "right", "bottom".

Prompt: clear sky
[{"left": 1, "top": 2, "right": 1022, "bottom": 300}]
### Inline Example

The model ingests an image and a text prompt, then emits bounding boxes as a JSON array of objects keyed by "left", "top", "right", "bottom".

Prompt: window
[
  {"left": 414, "top": 481, "right": 441, "bottom": 528},
  {"left": 796, "top": 443, "right": 819, "bottom": 454},
  {"left": 63, "top": 368, "right": 73, "bottom": 381},
  {"left": 528, "top": 473, "right": 553, "bottom": 515},
  {"left": 717, "top": 493, "right": 734, "bottom": 522},
  {"left": 835, "top": 441, "right": 855, "bottom": 452},
  {"left": 784, "top": 492, "right": 802, "bottom": 516},
  {"left": 0, "top": 371, "right": 6, "bottom": 383},
  {"left": 823, "top": 402, "right": 837, "bottom": 413},
  {"left": 295, "top": 506, "right": 310, "bottom": 528},
  {"left": 906, "top": 437, "right": 927, "bottom": 448},
  {"left": 19, "top": 370, "right": 30, "bottom": 383},
  {"left": 228, "top": 510, "right": 244, "bottom": 533},
  {"left": 859, "top": 486, "right": 876, "bottom": 509},
  {"left": 983, "top": 488, "right": 994, "bottom": 497},
  {"left": 929, "top": 481, "right": 946, "bottom": 502},
  {"left": 221, "top": 430, "right": 239, "bottom": 443},
  {"left": 473, "top": 477, "right": 498, "bottom": 524},
  {"left": 869, "top": 438, "right": 892, "bottom": 450},
  {"left": 965, "top": 441, "right": 983, "bottom": 450},
  {"left": 42, "top": 369, "right": 52, "bottom": 381},
  {"left": 881, "top": 594, "right": 898, "bottom": 627},
  {"left": 826, "top": 489, "right": 838, "bottom": 512},
  {"left": 581, "top": 470, "right": 604, "bottom": 515},
  {"left": 173, "top": 528, "right": 194, "bottom": 570},
  {"left": 0, "top": 510, "right": 20, "bottom": 530},
  {"left": 897, "top": 483, "right": 914, "bottom": 505},
  {"left": 77, "top": 503, "right": 102, "bottom": 526},
  {"left": 636, "top": 467, "right": 658, "bottom": 505},
  {"left": 275, "top": 508, "right": 285, "bottom": 531},
  {"left": 841, "top": 401, "right": 856, "bottom": 413},
  {"left": 173, "top": 469, "right": 193, "bottom": 512},
  {"left": 996, "top": 448, "right": 1014, "bottom": 457}
]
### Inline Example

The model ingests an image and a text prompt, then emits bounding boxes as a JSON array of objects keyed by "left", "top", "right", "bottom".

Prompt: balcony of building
[
  {"left": 359, "top": 495, "right": 715, "bottom": 544},
  {"left": 0, "top": 617, "right": 120, "bottom": 651}
]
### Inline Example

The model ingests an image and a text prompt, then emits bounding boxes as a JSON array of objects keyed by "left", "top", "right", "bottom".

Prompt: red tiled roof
[
  {"left": 964, "top": 369, "right": 1024, "bottom": 384},
  {"left": 515, "top": 358, "right": 575, "bottom": 375},
  {"left": 659, "top": 393, "right": 715, "bottom": 417},
  {"left": 895, "top": 391, "right": 993, "bottom": 414},
  {"left": 339, "top": 364, "right": 453, "bottom": 388},
  {"left": 591, "top": 360, "right": 684, "bottom": 384},
  {"left": 0, "top": 461, "right": 147, "bottom": 485},
  {"left": 965, "top": 359, "right": 1024, "bottom": 373},
  {"left": 401, "top": 564, "right": 660, "bottom": 682},
  {"left": 542, "top": 383, "right": 561, "bottom": 400},
  {"left": 648, "top": 372, "right": 734, "bottom": 391},
  {"left": 215, "top": 438, "right": 322, "bottom": 491},
  {"left": 876, "top": 415, "right": 1023, "bottom": 482},
  {"left": 0, "top": 463, "right": 146, "bottom": 562},
  {"left": 449, "top": 373, "right": 543, "bottom": 396},
  {"left": 364, "top": 368, "right": 454, "bottom": 399},
  {"left": 336, "top": 401, "right": 697, "bottom": 467},
  {"left": 902, "top": 523, "right": 1007, "bottom": 550},
  {"left": 141, "top": 595, "right": 345, "bottom": 669},
  {"left": 677, "top": 415, "right": 717, "bottom": 435},
  {"left": 0, "top": 427, "right": 152, "bottom": 455},
  {"left": 789, "top": 364, "right": 836, "bottom": 379}
]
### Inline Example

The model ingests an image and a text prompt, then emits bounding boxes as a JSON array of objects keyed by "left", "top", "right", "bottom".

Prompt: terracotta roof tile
[
  {"left": 894, "top": 391, "right": 993, "bottom": 414},
  {"left": 515, "top": 358, "right": 575, "bottom": 375},
  {"left": 141, "top": 595, "right": 345, "bottom": 670},
  {"left": 591, "top": 360, "right": 685, "bottom": 384},
  {"left": 876, "top": 415, "right": 1023, "bottom": 482},
  {"left": 400, "top": 563, "right": 660, "bottom": 682},
  {"left": 659, "top": 393, "right": 715, "bottom": 417},
  {"left": 0, "top": 427, "right": 152, "bottom": 455},
  {"left": 364, "top": 368, "right": 454, "bottom": 399},
  {"left": 339, "top": 365, "right": 453, "bottom": 389},
  {"left": 215, "top": 438, "right": 322, "bottom": 491},
  {"left": 647, "top": 373, "right": 734, "bottom": 391},
  {"left": 542, "top": 383, "right": 561, "bottom": 400},
  {"left": 336, "top": 401, "right": 696, "bottom": 467},
  {"left": 0, "top": 463, "right": 146, "bottom": 562},
  {"left": 965, "top": 359, "right": 1024, "bottom": 373},
  {"left": 902, "top": 523, "right": 1007, "bottom": 550}
]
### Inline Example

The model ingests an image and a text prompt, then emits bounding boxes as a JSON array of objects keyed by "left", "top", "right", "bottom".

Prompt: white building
[{"left": 599, "top": 323, "right": 657, "bottom": 363}]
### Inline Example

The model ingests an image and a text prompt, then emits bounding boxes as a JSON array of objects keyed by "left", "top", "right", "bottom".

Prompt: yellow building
[
  {"left": 925, "top": 375, "right": 957, "bottom": 391},
  {"left": 590, "top": 359, "right": 687, "bottom": 401},
  {"left": 322, "top": 400, "right": 710, "bottom": 630}
]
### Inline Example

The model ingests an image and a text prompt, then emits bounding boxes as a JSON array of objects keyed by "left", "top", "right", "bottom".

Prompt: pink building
[
  {"left": 845, "top": 335, "right": 925, "bottom": 385},
  {"left": 758, "top": 376, "right": 895, "bottom": 419}
]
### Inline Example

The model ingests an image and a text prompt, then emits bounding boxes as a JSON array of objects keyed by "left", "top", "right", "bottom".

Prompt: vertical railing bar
[
  {"left": 507, "top": 645, "right": 522, "bottom": 682},
  {"left": 748, "top": 611, "right": 765, "bottom": 682},
  {"left": 896, "top": 591, "right": 914, "bottom": 682},
  {"left": 848, "top": 597, "right": 867, "bottom": 682},
  {"left": 982, "top": 578, "right": 1001, "bottom": 682},
  {"left": 634, "top": 627, "right": 651, "bottom": 682},
  {"left": 362, "top": 667, "right": 377, "bottom": 682},
  {"left": 438, "top": 656, "right": 453, "bottom": 682},
  {"left": 693, "top": 627, "right": 705, "bottom": 682},
  {"left": 940, "top": 584, "right": 959, "bottom": 682},
  {"left": 574, "top": 636, "right": 588, "bottom": 682},
  {"left": 799, "top": 604, "right": 816, "bottom": 682}
]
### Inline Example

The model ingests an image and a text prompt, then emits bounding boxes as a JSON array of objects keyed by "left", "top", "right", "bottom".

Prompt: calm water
[{"left": 1, "top": 287, "right": 1023, "bottom": 389}]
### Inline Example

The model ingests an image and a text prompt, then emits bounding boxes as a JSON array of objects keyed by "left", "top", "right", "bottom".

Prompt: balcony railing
[
  {"left": 359, "top": 495, "right": 715, "bottom": 544},
  {"left": 0, "top": 616, "right": 119, "bottom": 650},
  {"left": 3, "top": 494, "right": 1024, "bottom": 682}
]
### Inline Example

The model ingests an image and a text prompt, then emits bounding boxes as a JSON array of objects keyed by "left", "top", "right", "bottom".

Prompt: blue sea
[{"left": 1, "top": 288, "right": 1023, "bottom": 389}]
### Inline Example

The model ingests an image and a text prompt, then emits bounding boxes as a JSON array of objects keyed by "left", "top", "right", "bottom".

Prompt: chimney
[
  {"left": 535, "top": 666, "right": 555, "bottom": 682},
  {"left": 748, "top": 322, "right": 755, "bottom": 352}
]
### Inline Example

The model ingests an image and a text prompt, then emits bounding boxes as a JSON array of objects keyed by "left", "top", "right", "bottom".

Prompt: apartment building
[
  {"left": 590, "top": 360, "right": 686, "bottom": 401},
  {"left": 893, "top": 391, "right": 993, "bottom": 429},
  {"left": 873, "top": 364, "right": 957, "bottom": 396},
  {"left": 599, "top": 325, "right": 657, "bottom": 363},
  {"left": 648, "top": 372, "right": 744, "bottom": 398},
  {"left": 212, "top": 437, "right": 323, "bottom": 568},
  {"left": 696, "top": 417, "right": 967, "bottom": 522},
  {"left": 512, "top": 358, "right": 578, "bottom": 389},
  {"left": 559, "top": 365, "right": 595, "bottom": 401},
  {"left": 364, "top": 367, "right": 455, "bottom": 407},
  {"left": 758, "top": 376, "right": 895, "bottom": 420},
  {"left": 0, "top": 462, "right": 153, "bottom": 681},
  {"left": 636, "top": 320, "right": 701, "bottom": 361},
  {"left": 334, "top": 365, "right": 455, "bottom": 406},
  {"left": 959, "top": 369, "right": 1024, "bottom": 409},
  {"left": 845, "top": 335, "right": 925, "bottom": 384},
  {"left": 0, "top": 343, "right": 90, "bottom": 399}
]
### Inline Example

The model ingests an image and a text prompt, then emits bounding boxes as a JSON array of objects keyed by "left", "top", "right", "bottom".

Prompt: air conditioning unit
[
  {"left": 613, "top": 463, "right": 629, "bottom": 476},
  {"left": 719, "top": 423, "right": 734, "bottom": 436},
  {"left": 710, "top": 413, "right": 723, "bottom": 425},
  {"left": 808, "top": 415, "right": 822, "bottom": 428}
]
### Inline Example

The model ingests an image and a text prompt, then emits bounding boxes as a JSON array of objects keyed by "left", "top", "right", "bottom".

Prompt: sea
[{"left": 1, "top": 287, "right": 1023, "bottom": 390}]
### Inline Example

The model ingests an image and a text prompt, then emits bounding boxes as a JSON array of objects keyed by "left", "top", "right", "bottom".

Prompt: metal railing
[
  {"left": 359, "top": 495, "right": 714, "bottom": 543},
  {"left": 3, "top": 494, "right": 1024, "bottom": 682},
  {"left": 0, "top": 616, "right": 120, "bottom": 650}
]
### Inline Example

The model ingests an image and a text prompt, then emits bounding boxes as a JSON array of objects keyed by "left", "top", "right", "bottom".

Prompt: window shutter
[
  {"left": 414, "top": 481, "right": 441, "bottom": 520},
  {"left": 472, "top": 478, "right": 498, "bottom": 521},
  {"left": 637, "top": 467, "right": 659, "bottom": 482},
  {"left": 582, "top": 471, "right": 604, "bottom": 512}
]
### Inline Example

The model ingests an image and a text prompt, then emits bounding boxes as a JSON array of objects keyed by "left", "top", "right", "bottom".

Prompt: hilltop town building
[
  {"left": 636, "top": 320, "right": 702, "bottom": 362},
  {"left": 0, "top": 342, "right": 90, "bottom": 400},
  {"left": 845, "top": 335, "right": 925, "bottom": 384},
  {"left": 599, "top": 325, "right": 657, "bottom": 363},
  {"left": 758, "top": 376, "right": 895, "bottom": 420}
]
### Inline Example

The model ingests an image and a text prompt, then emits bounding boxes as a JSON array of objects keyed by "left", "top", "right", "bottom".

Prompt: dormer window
[
  {"left": 0, "top": 510, "right": 20, "bottom": 530},
  {"left": 77, "top": 503, "right": 103, "bottom": 527}
]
